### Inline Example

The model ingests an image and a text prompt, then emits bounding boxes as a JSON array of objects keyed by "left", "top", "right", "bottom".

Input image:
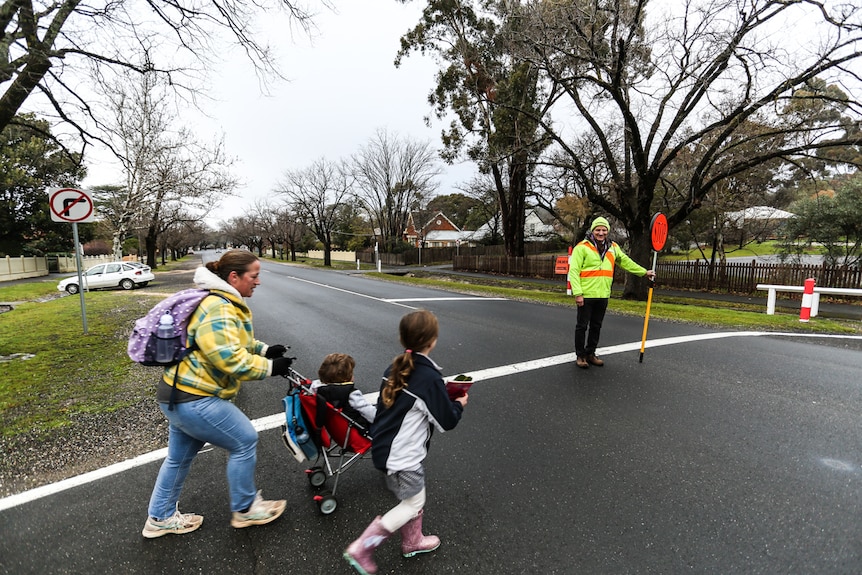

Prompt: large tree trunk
[
  {"left": 0, "top": 55, "right": 53, "bottom": 132},
  {"left": 111, "top": 228, "right": 125, "bottom": 262},
  {"left": 145, "top": 227, "right": 158, "bottom": 269},
  {"left": 496, "top": 160, "right": 528, "bottom": 258},
  {"left": 621, "top": 224, "right": 653, "bottom": 301}
]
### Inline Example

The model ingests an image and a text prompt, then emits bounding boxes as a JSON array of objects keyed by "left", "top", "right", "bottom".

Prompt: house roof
[
  {"left": 404, "top": 210, "right": 461, "bottom": 237},
  {"left": 726, "top": 206, "right": 795, "bottom": 227},
  {"left": 529, "top": 205, "right": 556, "bottom": 225}
]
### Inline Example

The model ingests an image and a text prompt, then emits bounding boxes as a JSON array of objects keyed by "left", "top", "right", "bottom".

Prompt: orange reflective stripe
[{"left": 580, "top": 270, "right": 614, "bottom": 278}]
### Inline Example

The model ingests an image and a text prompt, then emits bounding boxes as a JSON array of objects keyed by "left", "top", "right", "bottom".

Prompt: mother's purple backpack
[{"left": 127, "top": 289, "right": 217, "bottom": 366}]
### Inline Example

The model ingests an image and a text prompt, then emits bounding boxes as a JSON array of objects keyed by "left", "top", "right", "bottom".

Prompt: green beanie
[{"left": 590, "top": 217, "right": 610, "bottom": 232}]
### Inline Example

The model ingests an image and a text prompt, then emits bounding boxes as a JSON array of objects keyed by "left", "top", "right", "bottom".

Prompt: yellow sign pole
[{"left": 639, "top": 250, "right": 658, "bottom": 363}]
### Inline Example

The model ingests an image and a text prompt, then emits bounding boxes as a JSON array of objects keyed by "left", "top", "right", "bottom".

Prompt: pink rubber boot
[
  {"left": 400, "top": 509, "right": 441, "bottom": 557},
  {"left": 343, "top": 516, "right": 391, "bottom": 575}
]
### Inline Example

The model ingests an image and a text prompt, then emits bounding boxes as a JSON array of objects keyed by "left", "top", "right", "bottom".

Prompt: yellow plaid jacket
[{"left": 163, "top": 289, "right": 270, "bottom": 399}]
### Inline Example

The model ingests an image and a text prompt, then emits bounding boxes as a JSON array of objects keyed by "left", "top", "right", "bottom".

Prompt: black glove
[
  {"left": 271, "top": 356, "right": 294, "bottom": 377},
  {"left": 265, "top": 344, "right": 288, "bottom": 359}
]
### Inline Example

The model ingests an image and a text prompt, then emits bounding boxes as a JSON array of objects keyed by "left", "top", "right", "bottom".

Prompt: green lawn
[
  {"left": 0, "top": 290, "right": 159, "bottom": 436},
  {"left": 661, "top": 240, "right": 824, "bottom": 262}
]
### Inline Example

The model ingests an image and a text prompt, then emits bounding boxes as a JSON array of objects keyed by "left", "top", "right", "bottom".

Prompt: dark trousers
[{"left": 575, "top": 297, "right": 609, "bottom": 357}]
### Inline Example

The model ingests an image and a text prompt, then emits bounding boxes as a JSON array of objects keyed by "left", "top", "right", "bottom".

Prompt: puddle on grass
[{"left": 0, "top": 353, "right": 36, "bottom": 363}]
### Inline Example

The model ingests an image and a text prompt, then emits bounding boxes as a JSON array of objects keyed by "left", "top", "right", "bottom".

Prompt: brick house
[{"left": 403, "top": 211, "right": 462, "bottom": 247}]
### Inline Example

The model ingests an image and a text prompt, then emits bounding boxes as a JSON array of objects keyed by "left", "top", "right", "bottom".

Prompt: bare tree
[
  {"left": 513, "top": 0, "right": 862, "bottom": 298},
  {"left": 160, "top": 219, "right": 207, "bottom": 260},
  {"left": 459, "top": 174, "right": 505, "bottom": 244},
  {"left": 352, "top": 129, "right": 441, "bottom": 252},
  {"left": 248, "top": 197, "right": 285, "bottom": 258},
  {"left": 91, "top": 70, "right": 237, "bottom": 266},
  {"left": 1, "top": 0, "right": 320, "bottom": 155},
  {"left": 91, "top": 71, "right": 170, "bottom": 263},
  {"left": 276, "top": 157, "right": 353, "bottom": 266},
  {"left": 223, "top": 214, "right": 263, "bottom": 254},
  {"left": 276, "top": 207, "right": 306, "bottom": 261}
]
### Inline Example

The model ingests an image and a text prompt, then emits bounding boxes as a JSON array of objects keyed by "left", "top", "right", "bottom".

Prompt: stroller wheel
[
  {"left": 316, "top": 491, "right": 338, "bottom": 515},
  {"left": 307, "top": 467, "right": 327, "bottom": 489}
]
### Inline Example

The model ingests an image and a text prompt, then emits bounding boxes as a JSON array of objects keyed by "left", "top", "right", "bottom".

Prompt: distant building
[
  {"left": 525, "top": 206, "right": 558, "bottom": 240},
  {"left": 725, "top": 206, "right": 795, "bottom": 242},
  {"left": 403, "top": 211, "right": 462, "bottom": 247},
  {"left": 466, "top": 206, "right": 558, "bottom": 243}
]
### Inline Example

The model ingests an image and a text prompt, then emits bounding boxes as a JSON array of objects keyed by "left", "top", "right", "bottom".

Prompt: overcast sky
[{"left": 81, "top": 0, "right": 476, "bottom": 226}]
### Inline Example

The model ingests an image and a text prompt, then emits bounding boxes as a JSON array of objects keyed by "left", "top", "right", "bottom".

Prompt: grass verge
[
  {"left": 368, "top": 271, "right": 862, "bottom": 335},
  {"left": 0, "top": 261, "right": 191, "bottom": 439},
  {"left": 660, "top": 240, "right": 824, "bottom": 262},
  {"left": 0, "top": 291, "right": 161, "bottom": 437}
]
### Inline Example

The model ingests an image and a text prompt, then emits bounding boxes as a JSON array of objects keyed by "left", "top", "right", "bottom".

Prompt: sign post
[
  {"left": 639, "top": 212, "right": 668, "bottom": 363},
  {"left": 49, "top": 188, "right": 95, "bottom": 334}
]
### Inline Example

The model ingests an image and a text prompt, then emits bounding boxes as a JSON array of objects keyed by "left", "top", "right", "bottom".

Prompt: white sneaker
[
  {"left": 142, "top": 506, "right": 203, "bottom": 539},
  {"left": 231, "top": 491, "right": 286, "bottom": 528}
]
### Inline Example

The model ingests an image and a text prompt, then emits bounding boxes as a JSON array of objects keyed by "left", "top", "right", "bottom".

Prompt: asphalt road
[{"left": 2, "top": 258, "right": 862, "bottom": 574}]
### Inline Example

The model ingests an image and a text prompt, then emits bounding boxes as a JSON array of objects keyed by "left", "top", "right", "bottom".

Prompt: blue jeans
[{"left": 147, "top": 397, "right": 258, "bottom": 520}]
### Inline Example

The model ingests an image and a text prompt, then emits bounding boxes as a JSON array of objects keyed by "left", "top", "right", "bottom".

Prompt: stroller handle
[{"left": 283, "top": 366, "right": 313, "bottom": 393}]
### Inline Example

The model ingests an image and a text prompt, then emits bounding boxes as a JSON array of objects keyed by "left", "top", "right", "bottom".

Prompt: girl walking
[{"left": 344, "top": 310, "right": 468, "bottom": 575}]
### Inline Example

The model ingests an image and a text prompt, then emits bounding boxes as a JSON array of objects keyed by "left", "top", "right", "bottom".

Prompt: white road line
[
  {"left": 383, "top": 297, "right": 507, "bottom": 302},
  {"left": 2, "top": 330, "right": 860, "bottom": 512},
  {"left": 450, "top": 330, "right": 862, "bottom": 382},
  {"left": 285, "top": 275, "right": 416, "bottom": 309},
  {"left": 284, "top": 276, "right": 506, "bottom": 306}
]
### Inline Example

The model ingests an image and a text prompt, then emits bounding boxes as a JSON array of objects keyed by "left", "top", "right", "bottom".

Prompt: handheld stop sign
[
  {"left": 650, "top": 212, "right": 668, "bottom": 252},
  {"left": 640, "top": 212, "right": 667, "bottom": 363}
]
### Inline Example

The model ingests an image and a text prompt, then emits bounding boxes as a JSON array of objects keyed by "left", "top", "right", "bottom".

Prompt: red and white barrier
[{"left": 799, "top": 277, "right": 815, "bottom": 322}]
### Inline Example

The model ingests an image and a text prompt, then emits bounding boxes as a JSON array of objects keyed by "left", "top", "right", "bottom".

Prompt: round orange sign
[{"left": 650, "top": 213, "right": 668, "bottom": 251}]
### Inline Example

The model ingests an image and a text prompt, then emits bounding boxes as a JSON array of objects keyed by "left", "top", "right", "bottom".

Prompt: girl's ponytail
[
  {"left": 380, "top": 310, "right": 439, "bottom": 409},
  {"left": 382, "top": 350, "right": 413, "bottom": 408}
]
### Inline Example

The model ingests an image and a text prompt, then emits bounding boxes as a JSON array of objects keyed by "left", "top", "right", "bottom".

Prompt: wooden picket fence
[{"left": 452, "top": 255, "right": 862, "bottom": 294}]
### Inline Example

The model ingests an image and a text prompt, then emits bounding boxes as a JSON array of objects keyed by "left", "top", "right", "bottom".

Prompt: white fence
[
  {"left": 0, "top": 256, "right": 49, "bottom": 281},
  {"left": 0, "top": 255, "right": 120, "bottom": 282},
  {"left": 304, "top": 250, "right": 358, "bottom": 263},
  {"left": 756, "top": 283, "right": 862, "bottom": 317},
  {"left": 53, "top": 255, "right": 117, "bottom": 273}
]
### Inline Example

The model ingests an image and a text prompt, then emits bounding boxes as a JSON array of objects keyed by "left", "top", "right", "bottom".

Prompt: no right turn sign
[{"left": 48, "top": 188, "right": 95, "bottom": 223}]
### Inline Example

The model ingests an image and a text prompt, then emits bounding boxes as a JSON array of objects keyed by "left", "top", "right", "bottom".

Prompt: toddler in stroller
[
  {"left": 281, "top": 354, "right": 377, "bottom": 515},
  {"left": 311, "top": 353, "right": 376, "bottom": 433}
]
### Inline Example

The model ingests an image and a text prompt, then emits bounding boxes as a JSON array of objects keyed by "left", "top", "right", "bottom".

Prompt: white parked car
[{"left": 58, "top": 262, "right": 155, "bottom": 294}]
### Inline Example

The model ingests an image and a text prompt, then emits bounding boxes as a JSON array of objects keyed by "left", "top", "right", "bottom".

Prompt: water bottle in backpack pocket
[{"left": 155, "top": 313, "right": 178, "bottom": 364}]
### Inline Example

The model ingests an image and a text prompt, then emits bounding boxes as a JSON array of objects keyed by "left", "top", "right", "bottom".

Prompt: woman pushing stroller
[{"left": 344, "top": 309, "right": 468, "bottom": 575}]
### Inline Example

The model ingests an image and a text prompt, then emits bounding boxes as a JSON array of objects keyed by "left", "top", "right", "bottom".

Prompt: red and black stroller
[{"left": 281, "top": 367, "right": 373, "bottom": 515}]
